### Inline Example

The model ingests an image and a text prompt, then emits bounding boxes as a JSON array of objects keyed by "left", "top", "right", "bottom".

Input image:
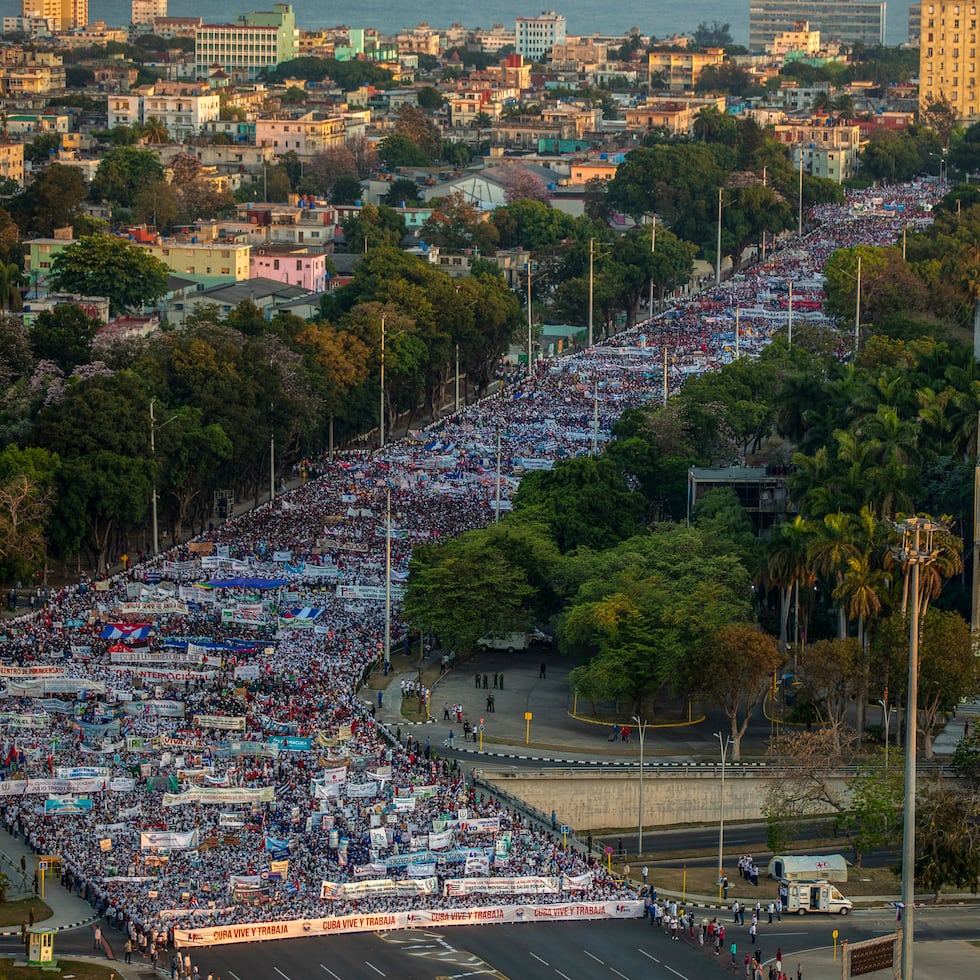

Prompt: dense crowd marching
[{"left": 0, "top": 180, "right": 942, "bottom": 963}]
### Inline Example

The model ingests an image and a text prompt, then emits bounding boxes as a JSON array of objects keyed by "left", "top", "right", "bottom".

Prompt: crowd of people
[{"left": 0, "top": 179, "right": 943, "bottom": 965}]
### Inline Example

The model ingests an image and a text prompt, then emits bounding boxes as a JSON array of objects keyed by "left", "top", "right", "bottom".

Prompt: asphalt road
[{"left": 174, "top": 905, "right": 980, "bottom": 980}]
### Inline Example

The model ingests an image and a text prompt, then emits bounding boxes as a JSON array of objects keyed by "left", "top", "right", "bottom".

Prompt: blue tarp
[{"left": 205, "top": 578, "right": 289, "bottom": 589}]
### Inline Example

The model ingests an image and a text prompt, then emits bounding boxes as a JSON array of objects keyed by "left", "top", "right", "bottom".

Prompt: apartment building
[
  {"left": 250, "top": 244, "right": 328, "bottom": 292},
  {"left": 254, "top": 111, "right": 346, "bottom": 153},
  {"left": 648, "top": 48, "right": 725, "bottom": 92},
  {"left": 107, "top": 82, "right": 220, "bottom": 140},
  {"left": 748, "top": 0, "right": 886, "bottom": 50},
  {"left": 0, "top": 143, "right": 25, "bottom": 186},
  {"left": 21, "top": 0, "right": 86, "bottom": 31},
  {"left": 767, "top": 21, "right": 823, "bottom": 56},
  {"left": 775, "top": 118, "right": 862, "bottom": 181},
  {"left": 624, "top": 95, "right": 727, "bottom": 136},
  {"left": 515, "top": 11, "right": 567, "bottom": 61},
  {"left": 919, "top": 2, "right": 980, "bottom": 121},
  {"left": 132, "top": 0, "right": 166, "bottom": 24},
  {"left": 0, "top": 49, "right": 66, "bottom": 97},
  {"left": 194, "top": 3, "right": 298, "bottom": 81}
]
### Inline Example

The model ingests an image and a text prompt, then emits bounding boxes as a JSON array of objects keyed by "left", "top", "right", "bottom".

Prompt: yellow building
[
  {"left": 254, "top": 111, "right": 346, "bottom": 153},
  {"left": 0, "top": 143, "right": 25, "bottom": 186},
  {"left": 21, "top": 0, "right": 87, "bottom": 30},
  {"left": 648, "top": 47, "right": 725, "bottom": 92},
  {"left": 919, "top": 1, "right": 980, "bottom": 121},
  {"left": 0, "top": 50, "right": 66, "bottom": 96},
  {"left": 625, "top": 95, "right": 727, "bottom": 136},
  {"left": 767, "top": 21, "right": 823, "bottom": 57},
  {"left": 142, "top": 238, "right": 251, "bottom": 286}
]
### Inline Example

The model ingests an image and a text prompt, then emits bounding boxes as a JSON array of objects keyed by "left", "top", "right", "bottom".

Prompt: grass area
[
  {"left": 0, "top": 960, "right": 118, "bottom": 979},
  {"left": 0, "top": 900, "right": 51, "bottom": 928}
]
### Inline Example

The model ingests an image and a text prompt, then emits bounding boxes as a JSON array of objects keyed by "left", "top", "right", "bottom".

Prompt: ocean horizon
[{"left": 0, "top": 1, "right": 914, "bottom": 50}]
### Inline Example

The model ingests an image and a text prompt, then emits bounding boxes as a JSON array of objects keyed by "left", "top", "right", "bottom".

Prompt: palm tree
[
  {"left": 0, "top": 261, "right": 23, "bottom": 312},
  {"left": 142, "top": 116, "right": 170, "bottom": 144},
  {"left": 766, "top": 516, "right": 815, "bottom": 653},
  {"left": 808, "top": 511, "right": 860, "bottom": 639}
]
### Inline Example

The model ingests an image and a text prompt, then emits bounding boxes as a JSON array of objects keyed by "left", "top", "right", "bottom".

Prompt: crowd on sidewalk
[{"left": 0, "top": 181, "right": 943, "bottom": 967}]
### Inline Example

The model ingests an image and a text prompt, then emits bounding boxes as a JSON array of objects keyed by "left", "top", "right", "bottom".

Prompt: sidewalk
[{"left": 782, "top": 941, "right": 980, "bottom": 980}]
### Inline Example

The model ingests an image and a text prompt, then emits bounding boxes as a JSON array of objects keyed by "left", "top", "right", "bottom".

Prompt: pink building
[{"left": 249, "top": 245, "right": 327, "bottom": 293}]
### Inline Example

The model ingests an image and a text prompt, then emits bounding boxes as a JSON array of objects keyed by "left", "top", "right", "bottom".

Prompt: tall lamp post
[
  {"left": 632, "top": 716, "right": 648, "bottom": 857},
  {"left": 893, "top": 517, "right": 938, "bottom": 980},
  {"left": 379, "top": 315, "right": 386, "bottom": 449},
  {"left": 715, "top": 731, "right": 732, "bottom": 903},
  {"left": 384, "top": 486, "right": 392, "bottom": 669}
]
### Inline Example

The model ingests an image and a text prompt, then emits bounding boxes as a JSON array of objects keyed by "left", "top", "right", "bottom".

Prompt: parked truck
[
  {"left": 768, "top": 853, "right": 848, "bottom": 882},
  {"left": 781, "top": 880, "right": 853, "bottom": 916}
]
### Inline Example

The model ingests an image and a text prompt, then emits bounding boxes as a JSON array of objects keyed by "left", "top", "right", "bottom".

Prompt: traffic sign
[
  {"left": 832, "top": 929, "right": 839, "bottom": 939},
  {"left": 478, "top": 724, "right": 485, "bottom": 733},
  {"left": 560, "top": 824, "right": 569, "bottom": 834},
  {"left": 604, "top": 846, "right": 614, "bottom": 855},
  {"left": 524, "top": 711, "right": 533, "bottom": 720}
]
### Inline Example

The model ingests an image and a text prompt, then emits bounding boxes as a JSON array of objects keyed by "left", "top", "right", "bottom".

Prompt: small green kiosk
[{"left": 27, "top": 926, "right": 58, "bottom": 971}]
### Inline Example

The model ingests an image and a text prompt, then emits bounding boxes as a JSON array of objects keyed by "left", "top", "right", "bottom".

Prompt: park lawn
[
  {"left": 0, "top": 900, "right": 51, "bottom": 928},
  {"left": 0, "top": 960, "right": 117, "bottom": 979}
]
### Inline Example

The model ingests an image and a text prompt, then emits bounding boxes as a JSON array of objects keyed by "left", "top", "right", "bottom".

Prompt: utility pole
[
  {"left": 588, "top": 238, "right": 595, "bottom": 347},
  {"left": 527, "top": 260, "right": 533, "bottom": 371},
  {"left": 150, "top": 399, "right": 160, "bottom": 556},
  {"left": 384, "top": 487, "right": 392, "bottom": 668},
  {"left": 973, "top": 411, "right": 980, "bottom": 634},
  {"left": 716, "top": 187, "right": 723, "bottom": 285},
  {"left": 379, "top": 316, "right": 386, "bottom": 449},
  {"left": 787, "top": 281, "right": 793, "bottom": 346},
  {"left": 648, "top": 218, "right": 656, "bottom": 321},
  {"left": 454, "top": 343, "right": 460, "bottom": 413},
  {"left": 495, "top": 430, "right": 502, "bottom": 525},
  {"left": 662, "top": 346, "right": 668, "bottom": 406},
  {"left": 798, "top": 152, "right": 804, "bottom": 237},
  {"left": 735, "top": 307, "right": 740, "bottom": 359},
  {"left": 761, "top": 166, "right": 767, "bottom": 262}
]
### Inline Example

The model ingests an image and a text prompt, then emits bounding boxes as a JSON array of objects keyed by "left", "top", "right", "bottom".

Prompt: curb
[
  {"left": 0, "top": 912, "right": 98, "bottom": 936},
  {"left": 456, "top": 745, "right": 769, "bottom": 766}
]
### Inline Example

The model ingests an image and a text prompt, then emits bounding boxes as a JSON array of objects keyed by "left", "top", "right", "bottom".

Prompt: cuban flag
[
  {"left": 281, "top": 607, "right": 324, "bottom": 622},
  {"left": 101, "top": 623, "right": 152, "bottom": 641}
]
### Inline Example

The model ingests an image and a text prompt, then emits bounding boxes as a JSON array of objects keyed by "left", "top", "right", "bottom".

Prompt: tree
[
  {"left": 0, "top": 445, "right": 59, "bottom": 584},
  {"left": 0, "top": 261, "right": 22, "bottom": 313},
  {"left": 7, "top": 164, "right": 89, "bottom": 237},
  {"left": 341, "top": 204, "right": 405, "bottom": 252},
  {"left": 141, "top": 115, "right": 170, "bottom": 144},
  {"left": 498, "top": 164, "right": 551, "bottom": 205},
  {"left": 693, "top": 20, "right": 734, "bottom": 48},
  {"left": 395, "top": 106, "right": 443, "bottom": 161},
  {"left": 330, "top": 175, "right": 365, "bottom": 205},
  {"left": 416, "top": 86, "right": 445, "bottom": 109},
  {"left": 839, "top": 749, "right": 904, "bottom": 866},
  {"left": 403, "top": 533, "right": 535, "bottom": 648},
  {"left": 794, "top": 637, "right": 864, "bottom": 749},
  {"left": 688, "top": 624, "right": 782, "bottom": 760},
  {"left": 48, "top": 234, "right": 170, "bottom": 315},
  {"left": 912, "top": 780, "right": 980, "bottom": 899},
  {"left": 29, "top": 303, "right": 102, "bottom": 373},
  {"left": 377, "top": 133, "right": 431, "bottom": 169},
  {"left": 419, "top": 192, "right": 499, "bottom": 254},
  {"left": 383, "top": 178, "right": 423, "bottom": 208},
  {"left": 89, "top": 147, "right": 165, "bottom": 209}
]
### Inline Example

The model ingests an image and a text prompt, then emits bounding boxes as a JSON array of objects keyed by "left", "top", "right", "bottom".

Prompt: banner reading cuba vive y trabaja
[{"left": 174, "top": 901, "right": 644, "bottom": 947}]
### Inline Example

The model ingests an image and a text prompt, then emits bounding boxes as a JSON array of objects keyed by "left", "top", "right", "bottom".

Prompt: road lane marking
[
  {"left": 274, "top": 969, "right": 292, "bottom": 980},
  {"left": 638, "top": 949, "right": 660, "bottom": 964},
  {"left": 584, "top": 950, "right": 604, "bottom": 965},
  {"left": 664, "top": 966, "right": 687, "bottom": 980},
  {"left": 530, "top": 952, "right": 549, "bottom": 965},
  {"left": 364, "top": 962, "right": 385, "bottom": 976},
  {"left": 320, "top": 966, "right": 343, "bottom": 980},
  {"left": 611, "top": 969, "right": 631, "bottom": 980},
  {"left": 228, "top": 973, "right": 244, "bottom": 980},
  {"left": 556, "top": 972, "right": 573, "bottom": 980}
]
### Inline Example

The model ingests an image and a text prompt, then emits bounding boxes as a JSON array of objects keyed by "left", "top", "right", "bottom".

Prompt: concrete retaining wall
[{"left": 479, "top": 766, "right": 851, "bottom": 831}]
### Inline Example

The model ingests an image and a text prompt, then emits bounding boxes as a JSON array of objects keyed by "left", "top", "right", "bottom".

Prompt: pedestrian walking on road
[
  {"left": 733, "top": 900, "right": 740, "bottom": 922},
  {"left": 540, "top": 662, "right": 546, "bottom": 678},
  {"left": 767, "top": 902, "right": 774, "bottom": 924},
  {"left": 94, "top": 926, "right": 102, "bottom": 951}
]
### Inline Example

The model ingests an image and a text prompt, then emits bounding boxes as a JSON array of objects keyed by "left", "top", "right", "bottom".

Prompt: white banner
[
  {"left": 193, "top": 715, "right": 247, "bottom": 731},
  {"left": 320, "top": 877, "right": 437, "bottom": 900},
  {"left": 428, "top": 830, "right": 452, "bottom": 851},
  {"left": 465, "top": 851, "right": 490, "bottom": 875},
  {"left": 234, "top": 664, "right": 261, "bottom": 681},
  {"left": 346, "top": 781, "right": 378, "bottom": 799},
  {"left": 175, "top": 902, "right": 645, "bottom": 947},
  {"left": 141, "top": 830, "right": 200, "bottom": 851},
  {"left": 562, "top": 872, "right": 594, "bottom": 892},
  {"left": 444, "top": 876, "right": 560, "bottom": 897},
  {"left": 162, "top": 786, "right": 275, "bottom": 807}
]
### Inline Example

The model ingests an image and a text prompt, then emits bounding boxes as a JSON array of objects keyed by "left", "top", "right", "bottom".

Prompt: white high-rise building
[
  {"left": 132, "top": 0, "right": 167, "bottom": 25},
  {"left": 515, "top": 10, "right": 566, "bottom": 62}
]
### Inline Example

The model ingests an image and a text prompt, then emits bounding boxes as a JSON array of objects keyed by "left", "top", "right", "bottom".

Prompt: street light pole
[
  {"left": 877, "top": 697, "right": 891, "bottom": 770},
  {"left": 526, "top": 260, "right": 533, "bottom": 371},
  {"left": 454, "top": 343, "right": 460, "bottom": 413},
  {"left": 149, "top": 398, "right": 178, "bottom": 555},
  {"left": 798, "top": 152, "right": 804, "bottom": 237},
  {"left": 716, "top": 187, "right": 723, "bottom": 285},
  {"left": 633, "top": 716, "right": 647, "bottom": 856},
  {"left": 379, "top": 315, "right": 386, "bottom": 449},
  {"left": 715, "top": 731, "right": 731, "bottom": 903},
  {"left": 384, "top": 486, "right": 391, "bottom": 669},
  {"left": 893, "top": 517, "right": 938, "bottom": 980},
  {"left": 588, "top": 237, "right": 594, "bottom": 347}
]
